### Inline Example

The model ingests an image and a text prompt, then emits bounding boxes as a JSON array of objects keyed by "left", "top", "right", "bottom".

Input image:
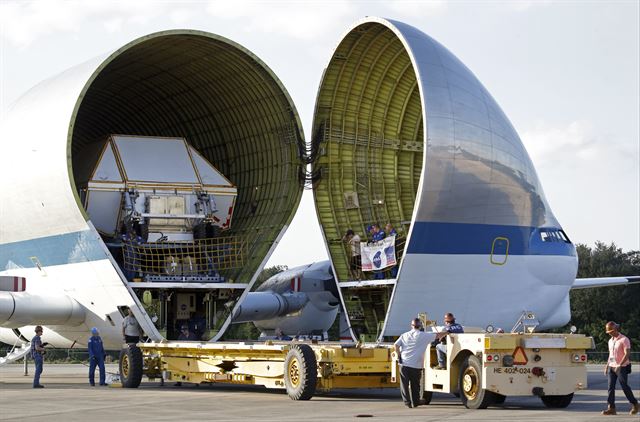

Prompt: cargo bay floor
[{"left": 1, "top": 364, "right": 638, "bottom": 421}]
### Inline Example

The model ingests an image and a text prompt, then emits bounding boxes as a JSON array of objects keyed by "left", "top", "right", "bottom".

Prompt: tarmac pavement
[{"left": 1, "top": 363, "right": 639, "bottom": 421}]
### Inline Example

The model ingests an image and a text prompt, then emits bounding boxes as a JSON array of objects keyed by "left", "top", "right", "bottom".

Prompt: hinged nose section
[{"left": 310, "top": 17, "right": 565, "bottom": 340}]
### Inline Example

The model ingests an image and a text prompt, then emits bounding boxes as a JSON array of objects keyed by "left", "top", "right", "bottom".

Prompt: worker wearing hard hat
[{"left": 88, "top": 327, "right": 108, "bottom": 386}]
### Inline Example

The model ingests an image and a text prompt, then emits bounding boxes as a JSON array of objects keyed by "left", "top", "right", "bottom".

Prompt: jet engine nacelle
[
  {"left": 231, "top": 291, "right": 308, "bottom": 323},
  {"left": 0, "top": 292, "right": 86, "bottom": 328}
]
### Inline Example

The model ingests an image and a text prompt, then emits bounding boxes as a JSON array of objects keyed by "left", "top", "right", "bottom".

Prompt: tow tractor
[
  {"left": 401, "top": 312, "right": 594, "bottom": 409},
  {"left": 119, "top": 311, "right": 592, "bottom": 408}
]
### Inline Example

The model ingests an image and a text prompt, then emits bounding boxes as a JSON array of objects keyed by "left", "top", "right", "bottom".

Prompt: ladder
[{"left": 0, "top": 342, "right": 31, "bottom": 366}]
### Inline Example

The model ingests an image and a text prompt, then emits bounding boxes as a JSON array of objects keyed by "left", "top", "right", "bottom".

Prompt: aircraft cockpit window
[
  {"left": 557, "top": 230, "right": 571, "bottom": 242},
  {"left": 540, "top": 229, "right": 571, "bottom": 244}
]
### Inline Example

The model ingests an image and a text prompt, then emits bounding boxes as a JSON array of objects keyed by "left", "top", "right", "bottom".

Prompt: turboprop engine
[{"left": 231, "top": 261, "right": 340, "bottom": 338}]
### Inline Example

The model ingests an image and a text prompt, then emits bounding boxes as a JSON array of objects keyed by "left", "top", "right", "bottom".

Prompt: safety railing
[{"left": 122, "top": 236, "right": 245, "bottom": 276}]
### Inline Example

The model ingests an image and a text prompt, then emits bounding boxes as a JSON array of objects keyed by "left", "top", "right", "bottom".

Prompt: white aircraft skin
[
  {"left": 1, "top": 21, "right": 637, "bottom": 359},
  {"left": 0, "top": 225, "right": 161, "bottom": 350}
]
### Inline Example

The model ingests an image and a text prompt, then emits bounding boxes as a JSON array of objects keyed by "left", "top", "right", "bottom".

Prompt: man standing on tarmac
[
  {"left": 88, "top": 327, "right": 108, "bottom": 386},
  {"left": 602, "top": 321, "right": 638, "bottom": 415},
  {"left": 31, "top": 326, "right": 46, "bottom": 388},
  {"left": 394, "top": 318, "right": 436, "bottom": 408}
]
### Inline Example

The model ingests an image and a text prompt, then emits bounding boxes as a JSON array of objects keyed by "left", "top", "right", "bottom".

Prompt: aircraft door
[{"left": 490, "top": 237, "right": 509, "bottom": 265}]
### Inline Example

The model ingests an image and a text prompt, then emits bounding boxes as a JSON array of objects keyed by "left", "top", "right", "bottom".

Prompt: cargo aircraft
[{"left": 1, "top": 18, "right": 637, "bottom": 363}]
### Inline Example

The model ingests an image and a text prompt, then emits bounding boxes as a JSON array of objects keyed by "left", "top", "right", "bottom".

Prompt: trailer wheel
[
  {"left": 459, "top": 355, "right": 493, "bottom": 409},
  {"left": 422, "top": 391, "right": 433, "bottom": 405},
  {"left": 284, "top": 344, "right": 317, "bottom": 400},
  {"left": 541, "top": 393, "right": 573, "bottom": 408},
  {"left": 119, "top": 344, "right": 143, "bottom": 388}
]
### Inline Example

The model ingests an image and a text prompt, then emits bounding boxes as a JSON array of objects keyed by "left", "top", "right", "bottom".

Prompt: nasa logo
[
  {"left": 373, "top": 251, "right": 382, "bottom": 268},
  {"left": 384, "top": 245, "right": 393, "bottom": 260}
]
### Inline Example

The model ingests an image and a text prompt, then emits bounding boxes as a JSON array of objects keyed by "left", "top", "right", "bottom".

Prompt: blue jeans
[
  {"left": 89, "top": 356, "right": 106, "bottom": 385},
  {"left": 608, "top": 365, "right": 637, "bottom": 406},
  {"left": 33, "top": 354, "right": 43, "bottom": 387},
  {"left": 436, "top": 343, "right": 447, "bottom": 366}
]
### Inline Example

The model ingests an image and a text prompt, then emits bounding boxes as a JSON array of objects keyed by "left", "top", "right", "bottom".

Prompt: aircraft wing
[{"left": 571, "top": 276, "right": 640, "bottom": 290}]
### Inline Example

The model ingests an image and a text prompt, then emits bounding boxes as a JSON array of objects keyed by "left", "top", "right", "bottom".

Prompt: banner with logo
[{"left": 361, "top": 235, "right": 396, "bottom": 271}]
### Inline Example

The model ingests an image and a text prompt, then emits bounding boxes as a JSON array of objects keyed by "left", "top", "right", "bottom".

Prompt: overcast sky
[{"left": 1, "top": 0, "right": 638, "bottom": 268}]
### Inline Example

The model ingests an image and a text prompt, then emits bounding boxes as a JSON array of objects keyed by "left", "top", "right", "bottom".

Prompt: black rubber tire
[
  {"left": 459, "top": 355, "right": 493, "bottom": 409},
  {"left": 422, "top": 390, "right": 433, "bottom": 405},
  {"left": 541, "top": 393, "right": 574, "bottom": 408},
  {"left": 119, "top": 344, "right": 143, "bottom": 388},
  {"left": 284, "top": 344, "right": 317, "bottom": 400},
  {"left": 493, "top": 393, "right": 506, "bottom": 404}
]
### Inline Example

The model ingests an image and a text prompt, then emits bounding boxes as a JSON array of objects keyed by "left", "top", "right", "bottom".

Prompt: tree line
[{"left": 568, "top": 242, "right": 640, "bottom": 352}]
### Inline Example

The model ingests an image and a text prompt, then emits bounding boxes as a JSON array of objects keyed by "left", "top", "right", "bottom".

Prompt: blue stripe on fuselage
[
  {"left": 0, "top": 230, "right": 107, "bottom": 269},
  {"left": 406, "top": 222, "right": 576, "bottom": 256}
]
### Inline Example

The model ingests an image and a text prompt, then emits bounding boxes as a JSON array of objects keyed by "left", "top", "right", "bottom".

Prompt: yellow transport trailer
[{"left": 119, "top": 341, "right": 398, "bottom": 400}]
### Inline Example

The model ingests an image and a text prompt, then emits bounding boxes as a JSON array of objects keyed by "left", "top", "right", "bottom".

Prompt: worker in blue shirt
[
  {"left": 31, "top": 325, "right": 46, "bottom": 388},
  {"left": 88, "top": 327, "right": 108, "bottom": 386},
  {"left": 371, "top": 224, "right": 386, "bottom": 242},
  {"left": 384, "top": 223, "right": 397, "bottom": 238},
  {"left": 435, "top": 313, "right": 464, "bottom": 369}
]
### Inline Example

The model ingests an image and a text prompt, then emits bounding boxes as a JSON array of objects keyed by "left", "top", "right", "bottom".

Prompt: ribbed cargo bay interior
[
  {"left": 68, "top": 31, "right": 304, "bottom": 338},
  {"left": 312, "top": 23, "right": 423, "bottom": 340}
]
